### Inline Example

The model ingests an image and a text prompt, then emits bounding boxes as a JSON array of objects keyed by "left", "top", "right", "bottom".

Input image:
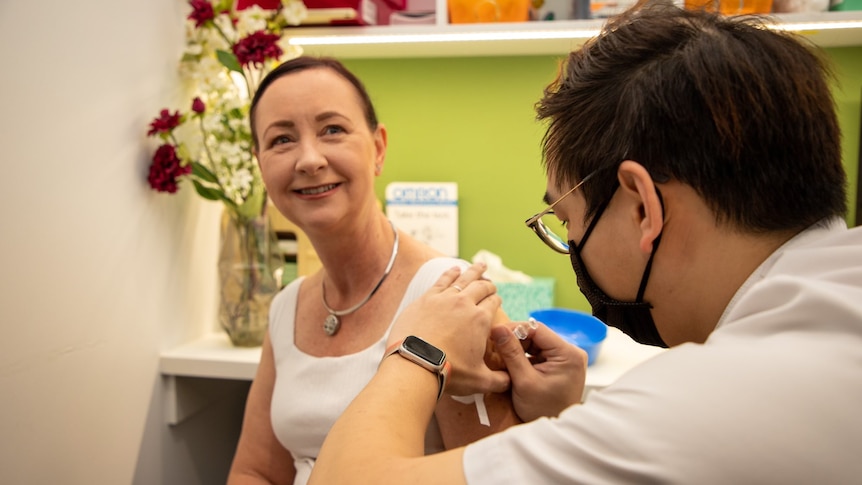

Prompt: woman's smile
[{"left": 295, "top": 183, "right": 340, "bottom": 197}]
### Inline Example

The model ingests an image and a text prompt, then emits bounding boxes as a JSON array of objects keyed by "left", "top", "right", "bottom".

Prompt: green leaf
[
  {"left": 214, "top": 0, "right": 233, "bottom": 12},
  {"left": 220, "top": 196, "right": 239, "bottom": 211},
  {"left": 217, "top": 191, "right": 241, "bottom": 216},
  {"left": 180, "top": 52, "right": 200, "bottom": 63},
  {"left": 192, "top": 180, "right": 223, "bottom": 201},
  {"left": 217, "top": 50, "right": 242, "bottom": 73},
  {"left": 176, "top": 143, "right": 191, "bottom": 162},
  {"left": 236, "top": 183, "right": 266, "bottom": 220},
  {"left": 191, "top": 162, "right": 219, "bottom": 184}
]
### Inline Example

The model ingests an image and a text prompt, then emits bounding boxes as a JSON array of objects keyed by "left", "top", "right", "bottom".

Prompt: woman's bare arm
[
  {"left": 227, "top": 332, "right": 296, "bottom": 485},
  {"left": 435, "top": 309, "right": 523, "bottom": 448}
]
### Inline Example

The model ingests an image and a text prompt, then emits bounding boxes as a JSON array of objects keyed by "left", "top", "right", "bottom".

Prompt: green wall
[
  {"left": 830, "top": 46, "right": 862, "bottom": 226},
  {"left": 344, "top": 47, "right": 862, "bottom": 312}
]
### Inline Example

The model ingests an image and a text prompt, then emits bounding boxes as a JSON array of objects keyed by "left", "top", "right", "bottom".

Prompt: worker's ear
[{"left": 617, "top": 160, "right": 664, "bottom": 255}]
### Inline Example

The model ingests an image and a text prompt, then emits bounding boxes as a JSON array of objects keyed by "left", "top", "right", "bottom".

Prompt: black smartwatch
[{"left": 383, "top": 336, "right": 450, "bottom": 400}]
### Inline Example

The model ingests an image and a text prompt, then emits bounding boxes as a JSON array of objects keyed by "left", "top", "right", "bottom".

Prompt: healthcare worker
[{"left": 309, "top": 3, "right": 862, "bottom": 484}]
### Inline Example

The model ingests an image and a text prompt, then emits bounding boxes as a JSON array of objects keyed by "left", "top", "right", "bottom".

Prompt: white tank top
[{"left": 269, "top": 257, "right": 466, "bottom": 485}]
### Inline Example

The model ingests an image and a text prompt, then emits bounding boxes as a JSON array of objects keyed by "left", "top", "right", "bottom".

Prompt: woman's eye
[
  {"left": 271, "top": 135, "right": 291, "bottom": 147},
  {"left": 323, "top": 125, "right": 345, "bottom": 136}
]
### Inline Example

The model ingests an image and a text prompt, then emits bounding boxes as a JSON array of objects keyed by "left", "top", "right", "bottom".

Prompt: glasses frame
[{"left": 524, "top": 169, "right": 599, "bottom": 254}]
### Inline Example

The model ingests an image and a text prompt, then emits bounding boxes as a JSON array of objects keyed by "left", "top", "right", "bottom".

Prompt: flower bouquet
[{"left": 146, "top": 0, "right": 307, "bottom": 346}]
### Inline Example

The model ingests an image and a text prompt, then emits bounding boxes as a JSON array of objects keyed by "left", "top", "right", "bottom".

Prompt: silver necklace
[{"left": 321, "top": 220, "right": 399, "bottom": 336}]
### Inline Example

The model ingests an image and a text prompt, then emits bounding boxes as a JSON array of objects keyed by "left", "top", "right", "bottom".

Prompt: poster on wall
[{"left": 385, "top": 182, "right": 459, "bottom": 257}]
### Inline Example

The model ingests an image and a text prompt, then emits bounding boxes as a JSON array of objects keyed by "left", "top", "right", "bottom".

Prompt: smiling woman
[{"left": 227, "top": 56, "right": 523, "bottom": 485}]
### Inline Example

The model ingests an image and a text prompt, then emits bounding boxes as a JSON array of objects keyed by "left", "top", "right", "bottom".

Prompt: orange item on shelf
[
  {"left": 448, "top": 0, "right": 530, "bottom": 22},
  {"left": 684, "top": 0, "right": 773, "bottom": 14}
]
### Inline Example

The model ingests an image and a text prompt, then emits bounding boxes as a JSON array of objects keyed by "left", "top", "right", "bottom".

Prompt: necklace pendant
[
  {"left": 324, "top": 313, "right": 341, "bottom": 336},
  {"left": 320, "top": 220, "right": 399, "bottom": 337}
]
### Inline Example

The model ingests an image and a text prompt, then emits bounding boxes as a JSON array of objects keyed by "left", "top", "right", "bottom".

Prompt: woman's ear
[
  {"left": 374, "top": 124, "right": 388, "bottom": 175},
  {"left": 618, "top": 160, "right": 664, "bottom": 254}
]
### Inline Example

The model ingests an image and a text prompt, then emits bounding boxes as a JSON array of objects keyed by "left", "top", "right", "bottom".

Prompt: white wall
[{"left": 0, "top": 1, "right": 246, "bottom": 483}]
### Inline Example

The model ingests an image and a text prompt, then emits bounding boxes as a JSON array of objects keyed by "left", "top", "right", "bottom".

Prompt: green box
[
  {"left": 831, "top": 0, "right": 862, "bottom": 10},
  {"left": 496, "top": 277, "right": 555, "bottom": 322}
]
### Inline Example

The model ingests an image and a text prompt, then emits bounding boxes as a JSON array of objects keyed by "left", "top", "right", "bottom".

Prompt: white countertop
[
  {"left": 581, "top": 326, "right": 666, "bottom": 396},
  {"left": 160, "top": 326, "right": 665, "bottom": 390}
]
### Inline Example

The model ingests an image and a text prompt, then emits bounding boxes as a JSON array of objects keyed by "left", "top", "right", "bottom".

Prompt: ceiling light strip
[
  {"left": 772, "top": 20, "right": 862, "bottom": 32},
  {"left": 288, "top": 29, "right": 600, "bottom": 46},
  {"left": 287, "top": 18, "right": 862, "bottom": 47}
]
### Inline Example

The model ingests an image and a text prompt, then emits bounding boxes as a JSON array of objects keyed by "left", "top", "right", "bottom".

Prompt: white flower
[
  {"left": 217, "top": 140, "right": 246, "bottom": 166},
  {"left": 236, "top": 5, "right": 270, "bottom": 36},
  {"left": 276, "top": 38, "right": 304, "bottom": 62},
  {"left": 186, "top": 18, "right": 229, "bottom": 52},
  {"left": 193, "top": 58, "right": 232, "bottom": 92},
  {"left": 229, "top": 72, "right": 250, "bottom": 102},
  {"left": 223, "top": 95, "right": 247, "bottom": 113},
  {"left": 202, "top": 112, "right": 224, "bottom": 134},
  {"left": 231, "top": 168, "right": 255, "bottom": 194},
  {"left": 280, "top": 0, "right": 309, "bottom": 25},
  {"left": 185, "top": 20, "right": 203, "bottom": 43},
  {"left": 213, "top": 14, "right": 237, "bottom": 44},
  {"left": 205, "top": 26, "right": 230, "bottom": 51},
  {"left": 228, "top": 117, "right": 247, "bottom": 133},
  {"left": 185, "top": 42, "right": 203, "bottom": 56}
]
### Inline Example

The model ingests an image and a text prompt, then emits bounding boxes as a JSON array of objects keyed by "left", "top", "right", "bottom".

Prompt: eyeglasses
[{"left": 524, "top": 169, "right": 599, "bottom": 254}]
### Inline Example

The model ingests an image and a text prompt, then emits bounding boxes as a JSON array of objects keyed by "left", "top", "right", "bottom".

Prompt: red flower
[
  {"left": 233, "top": 31, "right": 283, "bottom": 68},
  {"left": 148, "top": 144, "right": 191, "bottom": 193},
  {"left": 188, "top": 0, "right": 215, "bottom": 27},
  {"left": 191, "top": 97, "right": 206, "bottom": 114},
  {"left": 147, "top": 109, "right": 182, "bottom": 136}
]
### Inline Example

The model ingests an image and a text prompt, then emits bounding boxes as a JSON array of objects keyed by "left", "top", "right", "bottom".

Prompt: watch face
[{"left": 403, "top": 336, "right": 445, "bottom": 366}]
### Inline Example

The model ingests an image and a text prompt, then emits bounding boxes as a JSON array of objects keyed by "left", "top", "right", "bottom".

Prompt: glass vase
[{"left": 218, "top": 209, "right": 283, "bottom": 347}]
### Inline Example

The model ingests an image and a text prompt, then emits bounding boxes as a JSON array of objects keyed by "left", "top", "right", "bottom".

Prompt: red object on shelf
[
  {"left": 233, "top": 0, "right": 408, "bottom": 26},
  {"left": 303, "top": 0, "right": 406, "bottom": 25},
  {"left": 236, "top": 0, "right": 282, "bottom": 9}
]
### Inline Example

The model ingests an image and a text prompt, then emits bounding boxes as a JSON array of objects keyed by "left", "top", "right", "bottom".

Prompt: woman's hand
[{"left": 387, "top": 263, "right": 511, "bottom": 396}]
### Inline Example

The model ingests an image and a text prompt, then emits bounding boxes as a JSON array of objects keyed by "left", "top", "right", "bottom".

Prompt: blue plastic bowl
[{"left": 529, "top": 308, "right": 608, "bottom": 366}]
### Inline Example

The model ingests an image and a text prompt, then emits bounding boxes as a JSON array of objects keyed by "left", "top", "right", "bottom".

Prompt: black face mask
[{"left": 568, "top": 196, "right": 668, "bottom": 348}]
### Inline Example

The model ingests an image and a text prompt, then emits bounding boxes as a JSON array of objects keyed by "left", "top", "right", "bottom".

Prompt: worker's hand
[{"left": 490, "top": 320, "right": 587, "bottom": 421}]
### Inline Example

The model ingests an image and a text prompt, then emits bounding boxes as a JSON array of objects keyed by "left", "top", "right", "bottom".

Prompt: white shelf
[
  {"left": 286, "top": 11, "right": 862, "bottom": 58},
  {"left": 159, "top": 327, "right": 664, "bottom": 423},
  {"left": 160, "top": 335, "right": 261, "bottom": 425},
  {"left": 160, "top": 333, "right": 261, "bottom": 380}
]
